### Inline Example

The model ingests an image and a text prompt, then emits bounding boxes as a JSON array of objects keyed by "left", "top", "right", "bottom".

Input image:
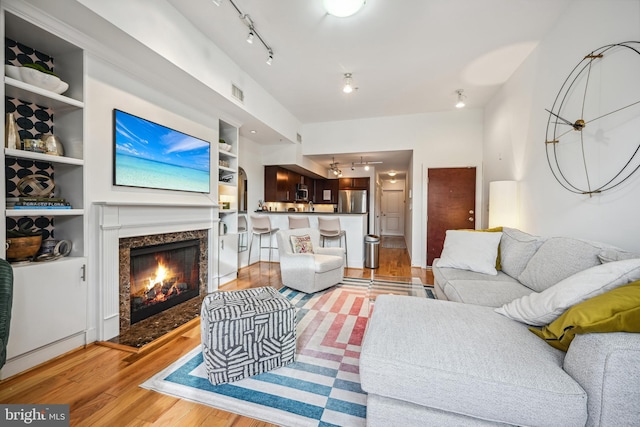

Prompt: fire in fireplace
[{"left": 129, "top": 239, "right": 200, "bottom": 324}]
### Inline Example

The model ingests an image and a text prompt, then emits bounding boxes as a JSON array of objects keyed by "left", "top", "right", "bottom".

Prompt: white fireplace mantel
[{"left": 95, "top": 201, "right": 219, "bottom": 341}]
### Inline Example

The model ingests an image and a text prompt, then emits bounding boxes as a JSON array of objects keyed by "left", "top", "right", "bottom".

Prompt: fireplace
[
  {"left": 129, "top": 239, "right": 200, "bottom": 324},
  {"left": 116, "top": 229, "right": 209, "bottom": 346}
]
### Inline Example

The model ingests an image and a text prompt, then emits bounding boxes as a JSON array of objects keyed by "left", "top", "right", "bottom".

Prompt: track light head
[
  {"left": 266, "top": 50, "right": 273, "bottom": 65},
  {"left": 247, "top": 29, "right": 255, "bottom": 44},
  {"left": 455, "top": 89, "right": 466, "bottom": 108},
  {"left": 343, "top": 73, "right": 354, "bottom": 93}
]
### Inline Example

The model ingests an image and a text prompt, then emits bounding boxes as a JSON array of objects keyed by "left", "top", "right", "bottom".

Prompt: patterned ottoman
[{"left": 201, "top": 286, "right": 296, "bottom": 385}]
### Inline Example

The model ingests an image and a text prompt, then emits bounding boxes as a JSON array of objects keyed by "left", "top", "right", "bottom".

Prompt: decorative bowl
[
  {"left": 4, "top": 64, "right": 21, "bottom": 80},
  {"left": 52, "top": 80, "right": 69, "bottom": 95},
  {"left": 18, "top": 66, "right": 62, "bottom": 92},
  {"left": 6, "top": 235, "right": 42, "bottom": 261}
]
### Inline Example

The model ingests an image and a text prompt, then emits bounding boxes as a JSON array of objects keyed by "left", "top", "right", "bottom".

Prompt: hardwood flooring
[{"left": 0, "top": 244, "right": 432, "bottom": 426}]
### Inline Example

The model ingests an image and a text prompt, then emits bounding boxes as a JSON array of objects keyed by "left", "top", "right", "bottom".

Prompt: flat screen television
[{"left": 113, "top": 109, "right": 211, "bottom": 193}]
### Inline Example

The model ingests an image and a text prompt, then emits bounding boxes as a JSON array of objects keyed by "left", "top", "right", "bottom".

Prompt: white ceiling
[{"left": 169, "top": 0, "right": 571, "bottom": 173}]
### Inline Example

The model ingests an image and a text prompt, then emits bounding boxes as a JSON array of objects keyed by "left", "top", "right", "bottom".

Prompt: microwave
[{"left": 295, "top": 183, "right": 309, "bottom": 201}]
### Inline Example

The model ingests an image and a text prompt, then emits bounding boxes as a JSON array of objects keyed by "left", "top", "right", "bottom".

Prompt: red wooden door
[{"left": 427, "top": 167, "right": 476, "bottom": 266}]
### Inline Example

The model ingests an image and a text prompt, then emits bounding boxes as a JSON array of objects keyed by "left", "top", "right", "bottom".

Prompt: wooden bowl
[{"left": 6, "top": 235, "right": 42, "bottom": 261}]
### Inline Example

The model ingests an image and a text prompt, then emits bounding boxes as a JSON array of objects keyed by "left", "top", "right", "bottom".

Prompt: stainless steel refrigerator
[{"left": 338, "top": 190, "right": 367, "bottom": 213}]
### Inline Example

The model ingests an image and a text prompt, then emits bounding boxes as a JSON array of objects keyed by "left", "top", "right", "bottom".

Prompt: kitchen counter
[
  {"left": 249, "top": 212, "right": 368, "bottom": 268},
  {"left": 254, "top": 210, "right": 366, "bottom": 215}
]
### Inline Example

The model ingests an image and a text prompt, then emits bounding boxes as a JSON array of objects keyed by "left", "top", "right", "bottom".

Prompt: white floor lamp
[{"left": 489, "top": 181, "right": 519, "bottom": 229}]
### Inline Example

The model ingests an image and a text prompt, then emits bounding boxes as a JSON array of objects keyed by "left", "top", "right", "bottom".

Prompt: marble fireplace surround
[{"left": 96, "top": 202, "right": 217, "bottom": 341}]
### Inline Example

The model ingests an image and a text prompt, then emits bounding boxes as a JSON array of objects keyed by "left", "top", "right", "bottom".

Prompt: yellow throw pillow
[
  {"left": 529, "top": 280, "right": 640, "bottom": 351},
  {"left": 469, "top": 226, "right": 503, "bottom": 270},
  {"left": 290, "top": 234, "right": 314, "bottom": 254}
]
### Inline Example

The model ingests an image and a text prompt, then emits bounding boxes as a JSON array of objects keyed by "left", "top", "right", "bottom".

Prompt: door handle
[
  {"left": 468, "top": 217, "right": 474, "bottom": 222},
  {"left": 469, "top": 210, "right": 474, "bottom": 214}
]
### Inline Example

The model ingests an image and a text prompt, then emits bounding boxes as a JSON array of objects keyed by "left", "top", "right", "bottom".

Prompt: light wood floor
[{"left": 0, "top": 244, "right": 432, "bottom": 426}]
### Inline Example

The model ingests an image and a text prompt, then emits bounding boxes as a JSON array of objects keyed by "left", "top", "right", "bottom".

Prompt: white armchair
[{"left": 276, "top": 228, "right": 344, "bottom": 293}]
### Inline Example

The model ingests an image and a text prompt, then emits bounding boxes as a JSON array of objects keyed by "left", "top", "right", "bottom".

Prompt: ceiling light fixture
[
  {"left": 212, "top": 0, "right": 222, "bottom": 6},
  {"left": 361, "top": 156, "right": 370, "bottom": 171},
  {"left": 455, "top": 89, "right": 466, "bottom": 109},
  {"left": 223, "top": 0, "right": 274, "bottom": 66},
  {"left": 329, "top": 157, "right": 343, "bottom": 177},
  {"left": 390, "top": 178, "right": 397, "bottom": 184},
  {"left": 343, "top": 73, "right": 354, "bottom": 93},
  {"left": 323, "top": 0, "right": 366, "bottom": 17},
  {"left": 388, "top": 170, "right": 397, "bottom": 177}
]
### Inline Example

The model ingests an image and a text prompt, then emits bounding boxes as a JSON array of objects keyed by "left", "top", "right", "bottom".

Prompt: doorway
[
  {"left": 238, "top": 167, "right": 247, "bottom": 213},
  {"left": 381, "top": 188, "right": 405, "bottom": 236},
  {"left": 426, "top": 167, "right": 476, "bottom": 266}
]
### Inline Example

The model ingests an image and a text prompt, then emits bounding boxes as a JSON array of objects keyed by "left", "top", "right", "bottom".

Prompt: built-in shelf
[
  {"left": 6, "top": 209, "right": 85, "bottom": 217},
  {"left": 4, "top": 77, "right": 84, "bottom": 110},
  {"left": 4, "top": 148, "right": 84, "bottom": 165}
]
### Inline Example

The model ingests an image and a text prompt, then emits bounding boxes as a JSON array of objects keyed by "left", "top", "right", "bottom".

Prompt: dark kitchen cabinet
[
  {"left": 264, "top": 166, "right": 290, "bottom": 202},
  {"left": 339, "top": 177, "right": 370, "bottom": 190},
  {"left": 314, "top": 179, "right": 339, "bottom": 203},
  {"left": 264, "top": 166, "right": 314, "bottom": 202}
]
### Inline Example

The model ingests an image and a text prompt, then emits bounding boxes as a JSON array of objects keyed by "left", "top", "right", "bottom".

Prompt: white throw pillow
[
  {"left": 437, "top": 230, "right": 502, "bottom": 275},
  {"left": 495, "top": 258, "right": 640, "bottom": 326}
]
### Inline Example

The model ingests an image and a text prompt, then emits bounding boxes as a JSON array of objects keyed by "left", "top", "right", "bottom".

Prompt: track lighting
[
  {"left": 361, "top": 157, "right": 370, "bottom": 171},
  {"left": 343, "top": 73, "right": 354, "bottom": 93},
  {"left": 221, "top": 1, "right": 274, "bottom": 66},
  {"left": 329, "top": 157, "right": 343, "bottom": 177},
  {"left": 455, "top": 89, "right": 466, "bottom": 109}
]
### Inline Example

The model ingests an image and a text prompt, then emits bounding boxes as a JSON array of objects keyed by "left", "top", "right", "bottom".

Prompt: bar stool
[
  {"left": 288, "top": 216, "right": 310, "bottom": 229},
  {"left": 249, "top": 215, "right": 279, "bottom": 264},
  {"left": 318, "top": 216, "right": 348, "bottom": 268},
  {"left": 237, "top": 214, "right": 248, "bottom": 253}
]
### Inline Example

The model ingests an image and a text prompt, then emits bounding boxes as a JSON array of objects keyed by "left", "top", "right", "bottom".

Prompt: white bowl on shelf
[
  {"left": 18, "top": 66, "right": 62, "bottom": 92},
  {"left": 5, "top": 64, "right": 21, "bottom": 80},
  {"left": 219, "top": 142, "right": 232, "bottom": 152},
  {"left": 51, "top": 80, "right": 69, "bottom": 95}
]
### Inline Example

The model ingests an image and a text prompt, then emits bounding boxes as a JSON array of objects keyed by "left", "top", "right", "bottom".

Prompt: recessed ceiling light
[{"left": 250, "top": 130, "right": 257, "bottom": 134}]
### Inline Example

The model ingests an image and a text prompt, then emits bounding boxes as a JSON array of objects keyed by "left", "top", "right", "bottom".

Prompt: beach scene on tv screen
[{"left": 114, "top": 110, "right": 210, "bottom": 193}]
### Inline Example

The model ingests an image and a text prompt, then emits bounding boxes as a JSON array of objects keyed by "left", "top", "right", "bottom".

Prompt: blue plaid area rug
[{"left": 140, "top": 277, "right": 434, "bottom": 427}]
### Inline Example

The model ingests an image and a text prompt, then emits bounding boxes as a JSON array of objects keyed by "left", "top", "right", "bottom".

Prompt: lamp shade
[{"left": 489, "top": 181, "right": 519, "bottom": 228}]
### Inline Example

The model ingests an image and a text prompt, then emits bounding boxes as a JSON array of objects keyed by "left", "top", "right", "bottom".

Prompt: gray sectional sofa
[{"left": 360, "top": 228, "right": 640, "bottom": 426}]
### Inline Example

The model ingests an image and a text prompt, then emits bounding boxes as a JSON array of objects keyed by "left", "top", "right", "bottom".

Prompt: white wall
[
  {"left": 302, "top": 109, "right": 484, "bottom": 268},
  {"left": 76, "top": 0, "right": 301, "bottom": 144},
  {"left": 483, "top": 0, "right": 640, "bottom": 251}
]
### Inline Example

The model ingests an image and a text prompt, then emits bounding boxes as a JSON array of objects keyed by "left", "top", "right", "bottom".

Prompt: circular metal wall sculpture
[{"left": 545, "top": 41, "right": 640, "bottom": 195}]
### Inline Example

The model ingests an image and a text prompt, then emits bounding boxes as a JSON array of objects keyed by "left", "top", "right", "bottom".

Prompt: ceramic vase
[{"left": 5, "top": 113, "right": 20, "bottom": 150}]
